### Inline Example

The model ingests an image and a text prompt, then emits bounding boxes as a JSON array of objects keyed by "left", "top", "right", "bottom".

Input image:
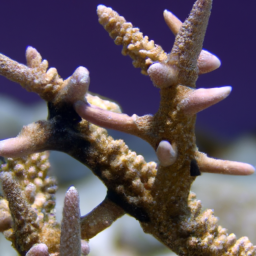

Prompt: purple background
[{"left": 0, "top": 0, "right": 255, "bottom": 139}]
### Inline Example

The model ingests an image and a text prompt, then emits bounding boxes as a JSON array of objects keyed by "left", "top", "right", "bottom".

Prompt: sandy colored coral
[
  {"left": 97, "top": 5, "right": 167, "bottom": 74},
  {"left": 0, "top": 152, "right": 61, "bottom": 255},
  {"left": 0, "top": 197, "right": 12, "bottom": 232},
  {"left": 86, "top": 93, "right": 121, "bottom": 113},
  {"left": 0, "top": 0, "right": 255, "bottom": 255},
  {"left": 0, "top": 172, "right": 40, "bottom": 253}
]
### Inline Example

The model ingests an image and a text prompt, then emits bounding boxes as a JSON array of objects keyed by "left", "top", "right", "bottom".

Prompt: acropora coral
[{"left": 0, "top": 0, "right": 255, "bottom": 255}]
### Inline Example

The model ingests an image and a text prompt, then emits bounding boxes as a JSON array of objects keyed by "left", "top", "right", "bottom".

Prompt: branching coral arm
[
  {"left": 0, "top": 0, "right": 255, "bottom": 255},
  {"left": 74, "top": 100, "right": 153, "bottom": 138},
  {"left": 97, "top": 4, "right": 168, "bottom": 74},
  {"left": 60, "top": 186, "right": 89, "bottom": 256},
  {"left": 168, "top": 0, "right": 211, "bottom": 86},
  {"left": 179, "top": 86, "right": 232, "bottom": 116},
  {"left": 0, "top": 121, "right": 53, "bottom": 158},
  {"left": 0, "top": 47, "right": 89, "bottom": 105},
  {"left": 0, "top": 172, "right": 40, "bottom": 254},
  {"left": 196, "top": 152, "right": 255, "bottom": 175},
  {"left": 80, "top": 197, "right": 125, "bottom": 240},
  {"left": 0, "top": 49, "right": 60, "bottom": 102},
  {"left": 163, "top": 9, "right": 221, "bottom": 74},
  {"left": 75, "top": 101, "right": 139, "bottom": 134}
]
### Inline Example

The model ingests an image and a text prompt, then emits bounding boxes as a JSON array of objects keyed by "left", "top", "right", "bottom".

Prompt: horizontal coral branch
[
  {"left": 74, "top": 101, "right": 142, "bottom": 135},
  {"left": 196, "top": 152, "right": 255, "bottom": 175}
]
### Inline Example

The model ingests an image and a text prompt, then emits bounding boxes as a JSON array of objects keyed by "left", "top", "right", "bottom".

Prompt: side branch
[
  {"left": 169, "top": 0, "right": 212, "bottom": 86},
  {"left": 196, "top": 152, "right": 255, "bottom": 175},
  {"left": 163, "top": 9, "right": 221, "bottom": 75},
  {"left": 0, "top": 51, "right": 60, "bottom": 102},
  {"left": 74, "top": 100, "right": 150, "bottom": 137},
  {"left": 80, "top": 197, "right": 125, "bottom": 240}
]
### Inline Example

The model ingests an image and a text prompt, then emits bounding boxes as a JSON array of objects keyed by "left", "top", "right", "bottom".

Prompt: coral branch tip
[{"left": 180, "top": 86, "right": 232, "bottom": 115}]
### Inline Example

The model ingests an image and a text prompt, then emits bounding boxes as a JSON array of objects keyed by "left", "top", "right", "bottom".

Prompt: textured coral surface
[{"left": 0, "top": 0, "right": 255, "bottom": 255}]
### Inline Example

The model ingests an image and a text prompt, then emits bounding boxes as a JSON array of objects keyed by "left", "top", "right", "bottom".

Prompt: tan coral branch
[
  {"left": 0, "top": 0, "right": 255, "bottom": 255},
  {"left": 80, "top": 197, "right": 125, "bottom": 240},
  {"left": 0, "top": 50, "right": 61, "bottom": 102},
  {"left": 0, "top": 198, "right": 12, "bottom": 232},
  {"left": 168, "top": 0, "right": 212, "bottom": 86},
  {"left": 97, "top": 5, "right": 167, "bottom": 74},
  {"left": 163, "top": 9, "right": 221, "bottom": 74},
  {"left": 0, "top": 172, "right": 40, "bottom": 253}
]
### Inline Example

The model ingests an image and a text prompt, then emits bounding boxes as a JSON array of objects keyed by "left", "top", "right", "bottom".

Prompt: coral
[
  {"left": 0, "top": 0, "right": 255, "bottom": 255},
  {"left": 0, "top": 153, "right": 89, "bottom": 256}
]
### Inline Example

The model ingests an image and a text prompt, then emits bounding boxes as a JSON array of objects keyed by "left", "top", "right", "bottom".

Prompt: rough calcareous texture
[{"left": 0, "top": 0, "right": 255, "bottom": 255}]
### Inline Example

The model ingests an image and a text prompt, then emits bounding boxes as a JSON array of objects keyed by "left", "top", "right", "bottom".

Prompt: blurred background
[{"left": 0, "top": 0, "right": 255, "bottom": 255}]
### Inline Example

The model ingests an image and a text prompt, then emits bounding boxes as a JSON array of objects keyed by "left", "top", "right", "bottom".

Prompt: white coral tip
[
  {"left": 198, "top": 49, "right": 221, "bottom": 74},
  {"left": 26, "top": 46, "right": 42, "bottom": 68},
  {"left": 60, "top": 186, "right": 81, "bottom": 256},
  {"left": 59, "top": 66, "right": 90, "bottom": 103},
  {"left": 97, "top": 4, "right": 106, "bottom": 12},
  {"left": 156, "top": 140, "right": 178, "bottom": 167},
  {"left": 71, "top": 66, "right": 90, "bottom": 89},
  {"left": 81, "top": 240, "right": 90, "bottom": 255},
  {"left": 181, "top": 86, "right": 232, "bottom": 115},
  {"left": 25, "top": 243, "right": 49, "bottom": 256},
  {"left": 163, "top": 9, "right": 181, "bottom": 35},
  {"left": 148, "top": 62, "right": 178, "bottom": 88},
  {"left": 0, "top": 137, "right": 32, "bottom": 158}
]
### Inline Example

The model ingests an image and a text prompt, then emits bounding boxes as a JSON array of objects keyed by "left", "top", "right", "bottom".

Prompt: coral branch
[
  {"left": 80, "top": 197, "right": 125, "bottom": 240},
  {"left": 54, "top": 66, "right": 89, "bottom": 104},
  {"left": 0, "top": 121, "right": 52, "bottom": 158},
  {"left": 0, "top": 51, "right": 61, "bottom": 102},
  {"left": 60, "top": 186, "right": 83, "bottom": 256},
  {"left": 97, "top": 5, "right": 167, "bottom": 74},
  {"left": 0, "top": 47, "right": 89, "bottom": 105},
  {"left": 0, "top": 172, "right": 39, "bottom": 253},
  {"left": 196, "top": 152, "right": 255, "bottom": 175},
  {"left": 26, "top": 46, "right": 47, "bottom": 70},
  {"left": 0, "top": 137, "right": 37, "bottom": 158},
  {"left": 179, "top": 86, "right": 232, "bottom": 115},
  {"left": 169, "top": 0, "right": 212, "bottom": 86},
  {"left": 0, "top": 0, "right": 255, "bottom": 255},
  {"left": 163, "top": 9, "right": 221, "bottom": 75},
  {"left": 163, "top": 9, "right": 181, "bottom": 35},
  {"left": 74, "top": 100, "right": 149, "bottom": 137}
]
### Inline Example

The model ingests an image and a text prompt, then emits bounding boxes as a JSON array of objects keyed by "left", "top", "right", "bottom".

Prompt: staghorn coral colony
[{"left": 0, "top": 0, "right": 255, "bottom": 255}]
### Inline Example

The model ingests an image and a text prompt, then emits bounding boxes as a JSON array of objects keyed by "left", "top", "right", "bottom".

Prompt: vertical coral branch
[
  {"left": 60, "top": 186, "right": 88, "bottom": 256},
  {"left": 0, "top": 172, "right": 39, "bottom": 254},
  {"left": 169, "top": 0, "right": 212, "bottom": 86}
]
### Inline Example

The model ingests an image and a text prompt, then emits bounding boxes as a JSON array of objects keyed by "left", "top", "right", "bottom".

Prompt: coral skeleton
[{"left": 0, "top": 0, "right": 255, "bottom": 255}]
